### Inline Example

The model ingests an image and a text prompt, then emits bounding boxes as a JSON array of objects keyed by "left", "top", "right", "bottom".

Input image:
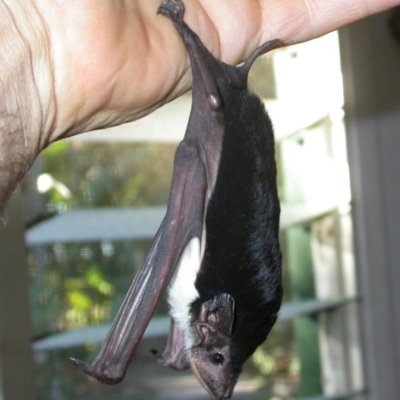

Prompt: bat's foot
[
  {"left": 150, "top": 348, "right": 190, "bottom": 371},
  {"left": 157, "top": 0, "right": 184, "bottom": 22},
  {"left": 69, "top": 357, "right": 123, "bottom": 385},
  {"left": 150, "top": 348, "right": 165, "bottom": 365}
]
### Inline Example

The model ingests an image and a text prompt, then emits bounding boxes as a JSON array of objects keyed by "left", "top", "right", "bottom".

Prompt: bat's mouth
[{"left": 190, "top": 360, "right": 233, "bottom": 400}]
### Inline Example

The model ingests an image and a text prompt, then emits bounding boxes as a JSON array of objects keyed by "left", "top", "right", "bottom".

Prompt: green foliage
[
  {"left": 253, "top": 347, "right": 278, "bottom": 376},
  {"left": 31, "top": 141, "right": 175, "bottom": 335},
  {"left": 29, "top": 240, "right": 152, "bottom": 333},
  {"left": 40, "top": 142, "right": 176, "bottom": 209}
]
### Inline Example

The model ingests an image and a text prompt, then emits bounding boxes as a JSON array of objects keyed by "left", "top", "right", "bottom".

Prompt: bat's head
[{"left": 190, "top": 294, "right": 238, "bottom": 399}]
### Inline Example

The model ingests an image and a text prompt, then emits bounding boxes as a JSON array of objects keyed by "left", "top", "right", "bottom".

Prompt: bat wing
[{"left": 70, "top": 140, "right": 208, "bottom": 384}]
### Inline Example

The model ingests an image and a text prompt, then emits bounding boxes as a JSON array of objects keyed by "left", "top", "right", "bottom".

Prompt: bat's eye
[{"left": 210, "top": 352, "right": 224, "bottom": 365}]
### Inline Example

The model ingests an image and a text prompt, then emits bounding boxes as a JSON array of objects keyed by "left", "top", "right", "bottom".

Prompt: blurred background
[{"left": 1, "top": 9, "right": 400, "bottom": 400}]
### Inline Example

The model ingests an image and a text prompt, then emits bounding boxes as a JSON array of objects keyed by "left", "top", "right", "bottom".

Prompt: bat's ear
[{"left": 197, "top": 293, "right": 235, "bottom": 339}]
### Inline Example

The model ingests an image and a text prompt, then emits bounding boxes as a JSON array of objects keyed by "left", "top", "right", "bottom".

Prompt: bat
[{"left": 70, "top": 0, "right": 282, "bottom": 398}]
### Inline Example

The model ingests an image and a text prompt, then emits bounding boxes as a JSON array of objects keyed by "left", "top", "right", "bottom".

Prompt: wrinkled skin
[
  {"left": 20, "top": 0, "right": 400, "bottom": 138},
  {"left": 0, "top": 0, "right": 399, "bottom": 212}
]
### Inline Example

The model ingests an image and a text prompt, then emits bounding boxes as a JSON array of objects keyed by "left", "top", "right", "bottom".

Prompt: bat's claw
[
  {"left": 157, "top": 0, "right": 184, "bottom": 21},
  {"left": 69, "top": 357, "right": 91, "bottom": 373},
  {"left": 150, "top": 348, "right": 165, "bottom": 365},
  {"left": 69, "top": 357, "right": 123, "bottom": 385},
  {"left": 69, "top": 357, "right": 103, "bottom": 381}
]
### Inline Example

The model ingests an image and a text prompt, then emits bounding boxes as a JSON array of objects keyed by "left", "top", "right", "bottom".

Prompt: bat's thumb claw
[
  {"left": 69, "top": 357, "right": 123, "bottom": 385},
  {"left": 150, "top": 349, "right": 165, "bottom": 365},
  {"left": 69, "top": 357, "right": 91, "bottom": 373}
]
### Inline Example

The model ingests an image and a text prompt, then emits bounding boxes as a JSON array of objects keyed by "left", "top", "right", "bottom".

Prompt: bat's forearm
[{"left": 0, "top": 0, "right": 55, "bottom": 213}]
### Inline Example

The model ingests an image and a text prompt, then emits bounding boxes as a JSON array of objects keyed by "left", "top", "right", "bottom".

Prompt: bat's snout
[{"left": 190, "top": 354, "right": 238, "bottom": 400}]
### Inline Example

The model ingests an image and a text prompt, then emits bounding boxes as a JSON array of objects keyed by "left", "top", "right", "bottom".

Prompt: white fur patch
[{"left": 168, "top": 237, "right": 201, "bottom": 349}]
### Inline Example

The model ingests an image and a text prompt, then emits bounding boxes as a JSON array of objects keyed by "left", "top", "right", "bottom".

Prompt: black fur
[{"left": 192, "top": 86, "right": 282, "bottom": 371}]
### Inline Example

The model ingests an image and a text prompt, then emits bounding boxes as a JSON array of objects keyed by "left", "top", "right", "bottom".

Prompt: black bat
[{"left": 70, "top": 1, "right": 282, "bottom": 398}]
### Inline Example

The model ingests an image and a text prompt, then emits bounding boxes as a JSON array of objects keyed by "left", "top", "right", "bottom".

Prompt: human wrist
[
  {"left": 0, "top": 0, "right": 55, "bottom": 210},
  {"left": 0, "top": 0, "right": 56, "bottom": 149}
]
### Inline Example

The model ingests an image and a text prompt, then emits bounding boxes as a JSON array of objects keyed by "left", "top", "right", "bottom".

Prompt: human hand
[
  {"left": 35, "top": 0, "right": 400, "bottom": 141},
  {"left": 0, "top": 0, "right": 398, "bottom": 211}
]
